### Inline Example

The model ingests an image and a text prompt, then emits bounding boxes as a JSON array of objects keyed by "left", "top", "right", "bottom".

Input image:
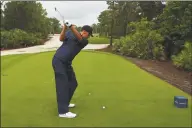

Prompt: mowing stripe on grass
[
  {"left": 1, "top": 51, "right": 191, "bottom": 127},
  {"left": 1, "top": 54, "right": 39, "bottom": 71}
]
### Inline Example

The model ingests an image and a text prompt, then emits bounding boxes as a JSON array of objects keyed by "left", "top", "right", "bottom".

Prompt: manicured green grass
[
  {"left": 1, "top": 51, "right": 191, "bottom": 127},
  {"left": 88, "top": 36, "right": 109, "bottom": 44}
]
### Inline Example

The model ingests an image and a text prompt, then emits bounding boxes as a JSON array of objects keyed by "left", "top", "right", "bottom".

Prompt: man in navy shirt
[{"left": 52, "top": 21, "right": 93, "bottom": 118}]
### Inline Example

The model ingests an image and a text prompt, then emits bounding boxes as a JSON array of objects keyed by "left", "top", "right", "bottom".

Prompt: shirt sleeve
[
  {"left": 63, "top": 30, "right": 70, "bottom": 41},
  {"left": 64, "top": 30, "right": 76, "bottom": 41},
  {"left": 78, "top": 38, "right": 88, "bottom": 48}
]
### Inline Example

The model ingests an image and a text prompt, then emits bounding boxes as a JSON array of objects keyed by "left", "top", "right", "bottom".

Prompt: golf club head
[{"left": 55, "top": 7, "right": 57, "bottom": 11}]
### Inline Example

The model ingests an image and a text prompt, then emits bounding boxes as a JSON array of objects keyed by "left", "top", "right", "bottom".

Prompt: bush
[
  {"left": 1, "top": 31, "right": 13, "bottom": 49},
  {"left": 34, "top": 32, "right": 43, "bottom": 38},
  {"left": 112, "top": 18, "right": 164, "bottom": 60},
  {"left": 1, "top": 29, "right": 42, "bottom": 49},
  {"left": 112, "top": 36, "right": 129, "bottom": 53},
  {"left": 172, "top": 41, "right": 192, "bottom": 71}
]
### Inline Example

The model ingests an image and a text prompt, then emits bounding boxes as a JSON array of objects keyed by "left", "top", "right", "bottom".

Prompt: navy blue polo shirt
[{"left": 54, "top": 30, "right": 88, "bottom": 63}]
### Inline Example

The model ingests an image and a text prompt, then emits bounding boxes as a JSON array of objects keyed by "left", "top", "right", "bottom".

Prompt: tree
[
  {"left": 49, "top": 17, "right": 61, "bottom": 34},
  {"left": 138, "top": 1, "right": 165, "bottom": 20},
  {"left": 91, "top": 23, "right": 98, "bottom": 34},
  {"left": 98, "top": 10, "right": 112, "bottom": 37},
  {"left": 107, "top": 1, "right": 115, "bottom": 46},
  {"left": 107, "top": 1, "right": 141, "bottom": 37},
  {"left": 3, "top": 1, "right": 51, "bottom": 37},
  {"left": 0, "top": 1, "right": 4, "bottom": 29},
  {"left": 98, "top": 1, "right": 164, "bottom": 39},
  {"left": 156, "top": 1, "right": 192, "bottom": 59}
]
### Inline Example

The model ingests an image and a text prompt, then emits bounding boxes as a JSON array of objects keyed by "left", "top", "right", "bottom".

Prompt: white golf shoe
[
  {"left": 59, "top": 112, "right": 77, "bottom": 118},
  {"left": 69, "top": 103, "right": 75, "bottom": 108}
]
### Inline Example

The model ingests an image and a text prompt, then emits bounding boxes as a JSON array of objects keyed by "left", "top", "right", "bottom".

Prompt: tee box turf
[{"left": 174, "top": 96, "right": 188, "bottom": 108}]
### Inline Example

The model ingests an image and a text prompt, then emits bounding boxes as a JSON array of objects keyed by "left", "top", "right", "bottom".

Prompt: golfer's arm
[
  {"left": 59, "top": 25, "right": 67, "bottom": 41},
  {"left": 70, "top": 26, "right": 83, "bottom": 41}
]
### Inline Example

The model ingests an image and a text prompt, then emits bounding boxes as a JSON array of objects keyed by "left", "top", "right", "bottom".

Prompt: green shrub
[
  {"left": 112, "top": 37, "right": 122, "bottom": 52},
  {"left": 122, "top": 31, "right": 163, "bottom": 59},
  {"left": 1, "top": 31, "right": 12, "bottom": 49},
  {"left": 1, "top": 29, "right": 42, "bottom": 49},
  {"left": 172, "top": 41, "right": 192, "bottom": 71},
  {"left": 34, "top": 32, "right": 43, "bottom": 38},
  {"left": 112, "top": 18, "right": 164, "bottom": 59}
]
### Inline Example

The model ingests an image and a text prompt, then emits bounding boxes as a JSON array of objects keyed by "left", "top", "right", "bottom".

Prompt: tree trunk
[
  {"left": 123, "top": 21, "right": 127, "bottom": 36},
  {"left": 110, "top": 1, "right": 115, "bottom": 46}
]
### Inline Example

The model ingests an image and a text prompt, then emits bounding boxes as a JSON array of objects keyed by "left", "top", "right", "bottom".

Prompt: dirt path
[
  {"left": 1, "top": 34, "right": 109, "bottom": 56},
  {"left": 128, "top": 57, "right": 192, "bottom": 95}
]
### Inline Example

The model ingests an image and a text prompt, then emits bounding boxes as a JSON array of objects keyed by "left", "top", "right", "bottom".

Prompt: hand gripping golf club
[{"left": 55, "top": 7, "right": 65, "bottom": 25}]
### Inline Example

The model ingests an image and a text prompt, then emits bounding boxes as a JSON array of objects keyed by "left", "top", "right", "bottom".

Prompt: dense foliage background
[
  {"left": 94, "top": 1, "right": 192, "bottom": 71},
  {"left": 1, "top": 1, "right": 62, "bottom": 49}
]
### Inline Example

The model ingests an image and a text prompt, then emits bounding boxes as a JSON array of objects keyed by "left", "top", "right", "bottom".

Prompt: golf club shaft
[{"left": 55, "top": 7, "right": 65, "bottom": 24}]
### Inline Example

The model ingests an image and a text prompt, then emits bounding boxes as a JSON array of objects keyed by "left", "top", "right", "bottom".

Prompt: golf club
[{"left": 54, "top": 7, "right": 65, "bottom": 25}]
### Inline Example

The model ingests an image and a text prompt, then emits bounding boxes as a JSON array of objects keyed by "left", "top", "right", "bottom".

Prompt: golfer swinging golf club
[{"left": 52, "top": 20, "right": 93, "bottom": 118}]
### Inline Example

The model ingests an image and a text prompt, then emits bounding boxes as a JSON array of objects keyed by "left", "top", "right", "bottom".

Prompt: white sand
[{"left": 1, "top": 34, "right": 109, "bottom": 56}]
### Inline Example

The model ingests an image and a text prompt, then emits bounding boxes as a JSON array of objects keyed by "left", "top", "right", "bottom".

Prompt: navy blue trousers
[{"left": 52, "top": 57, "right": 78, "bottom": 114}]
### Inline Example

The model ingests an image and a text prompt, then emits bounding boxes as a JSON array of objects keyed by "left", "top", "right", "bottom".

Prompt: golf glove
[{"left": 65, "top": 20, "right": 72, "bottom": 28}]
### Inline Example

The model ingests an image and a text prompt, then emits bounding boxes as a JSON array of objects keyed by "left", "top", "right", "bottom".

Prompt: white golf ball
[{"left": 102, "top": 106, "right": 105, "bottom": 109}]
